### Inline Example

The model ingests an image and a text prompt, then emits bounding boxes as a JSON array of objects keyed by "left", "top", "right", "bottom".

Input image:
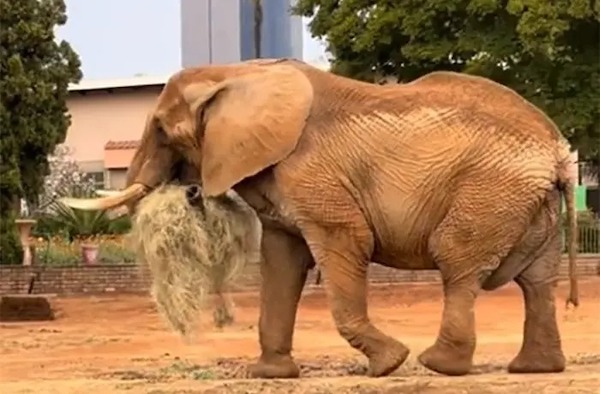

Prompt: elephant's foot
[
  {"left": 247, "top": 354, "right": 300, "bottom": 379},
  {"left": 367, "top": 339, "right": 410, "bottom": 377},
  {"left": 508, "top": 349, "right": 565, "bottom": 373},
  {"left": 418, "top": 340, "right": 474, "bottom": 376}
]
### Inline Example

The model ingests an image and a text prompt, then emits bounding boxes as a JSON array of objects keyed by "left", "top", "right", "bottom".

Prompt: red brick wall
[
  {"left": 0, "top": 265, "right": 152, "bottom": 295},
  {"left": 1, "top": 256, "right": 598, "bottom": 295}
]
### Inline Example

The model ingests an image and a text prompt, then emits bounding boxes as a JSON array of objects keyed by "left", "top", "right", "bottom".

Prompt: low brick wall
[
  {"left": 0, "top": 265, "right": 152, "bottom": 295},
  {"left": 1, "top": 255, "right": 598, "bottom": 295}
]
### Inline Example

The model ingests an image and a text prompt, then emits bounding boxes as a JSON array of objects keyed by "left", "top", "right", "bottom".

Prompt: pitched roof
[{"left": 104, "top": 140, "right": 141, "bottom": 150}]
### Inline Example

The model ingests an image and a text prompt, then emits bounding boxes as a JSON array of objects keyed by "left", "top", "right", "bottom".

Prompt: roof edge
[
  {"left": 69, "top": 75, "right": 169, "bottom": 92},
  {"left": 68, "top": 62, "right": 331, "bottom": 92},
  {"left": 104, "top": 140, "right": 141, "bottom": 150}
]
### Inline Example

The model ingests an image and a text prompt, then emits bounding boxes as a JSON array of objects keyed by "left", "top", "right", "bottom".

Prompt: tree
[
  {"left": 252, "top": 0, "right": 263, "bottom": 58},
  {"left": 38, "top": 144, "right": 97, "bottom": 214},
  {"left": 293, "top": 0, "right": 600, "bottom": 175},
  {"left": 0, "top": 0, "right": 82, "bottom": 264}
]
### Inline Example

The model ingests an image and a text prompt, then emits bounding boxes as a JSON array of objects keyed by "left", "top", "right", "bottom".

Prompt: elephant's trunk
[{"left": 185, "top": 184, "right": 205, "bottom": 214}]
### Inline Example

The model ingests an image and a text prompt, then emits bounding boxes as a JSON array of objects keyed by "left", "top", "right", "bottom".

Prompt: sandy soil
[{"left": 1, "top": 278, "right": 599, "bottom": 394}]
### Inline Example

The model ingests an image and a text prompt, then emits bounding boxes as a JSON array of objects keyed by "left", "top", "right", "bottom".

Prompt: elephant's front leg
[
  {"left": 303, "top": 226, "right": 410, "bottom": 377},
  {"left": 247, "top": 225, "right": 313, "bottom": 379}
]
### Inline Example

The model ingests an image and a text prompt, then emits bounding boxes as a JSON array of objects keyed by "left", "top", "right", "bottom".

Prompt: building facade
[
  {"left": 64, "top": 0, "right": 305, "bottom": 190},
  {"left": 65, "top": 77, "right": 166, "bottom": 190},
  {"left": 180, "top": 0, "right": 303, "bottom": 67}
]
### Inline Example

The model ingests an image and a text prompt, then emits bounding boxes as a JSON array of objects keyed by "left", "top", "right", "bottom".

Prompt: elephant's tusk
[{"left": 60, "top": 183, "right": 146, "bottom": 211}]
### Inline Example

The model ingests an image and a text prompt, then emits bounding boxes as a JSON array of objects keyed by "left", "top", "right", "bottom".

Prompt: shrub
[
  {"left": 32, "top": 235, "right": 136, "bottom": 266},
  {"left": 35, "top": 238, "right": 79, "bottom": 266},
  {"left": 97, "top": 237, "right": 136, "bottom": 264},
  {"left": 0, "top": 214, "right": 23, "bottom": 265},
  {"left": 107, "top": 215, "right": 132, "bottom": 234}
]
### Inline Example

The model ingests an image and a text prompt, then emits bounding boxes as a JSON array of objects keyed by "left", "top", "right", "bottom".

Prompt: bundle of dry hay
[{"left": 128, "top": 184, "right": 262, "bottom": 338}]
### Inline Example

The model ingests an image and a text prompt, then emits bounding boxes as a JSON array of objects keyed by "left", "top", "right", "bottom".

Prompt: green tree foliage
[
  {"left": 293, "top": 0, "right": 600, "bottom": 172},
  {"left": 0, "top": 0, "right": 82, "bottom": 264}
]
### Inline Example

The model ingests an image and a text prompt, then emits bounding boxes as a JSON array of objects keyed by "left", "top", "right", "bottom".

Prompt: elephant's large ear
[{"left": 183, "top": 65, "right": 314, "bottom": 196}]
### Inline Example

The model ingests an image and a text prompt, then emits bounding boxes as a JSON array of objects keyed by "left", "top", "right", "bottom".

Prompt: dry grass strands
[{"left": 128, "top": 185, "right": 261, "bottom": 338}]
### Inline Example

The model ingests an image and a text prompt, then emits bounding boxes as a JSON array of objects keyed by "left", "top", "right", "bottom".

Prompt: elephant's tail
[{"left": 556, "top": 145, "right": 578, "bottom": 308}]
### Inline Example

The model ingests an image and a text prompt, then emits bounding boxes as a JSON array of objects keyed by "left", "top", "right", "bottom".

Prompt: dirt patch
[
  {"left": 1, "top": 278, "right": 599, "bottom": 393},
  {"left": 0, "top": 295, "right": 55, "bottom": 322}
]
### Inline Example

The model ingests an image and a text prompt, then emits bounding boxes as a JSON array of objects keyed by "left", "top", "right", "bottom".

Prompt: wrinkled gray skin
[{"left": 64, "top": 58, "right": 578, "bottom": 380}]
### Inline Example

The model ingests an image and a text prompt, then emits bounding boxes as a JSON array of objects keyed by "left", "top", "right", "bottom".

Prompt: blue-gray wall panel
[
  {"left": 181, "top": 0, "right": 303, "bottom": 66},
  {"left": 210, "top": 0, "right": 241, "bottom": 64},
  {"left": 180, "top": 0, "right": 210, "bottom": 67}
]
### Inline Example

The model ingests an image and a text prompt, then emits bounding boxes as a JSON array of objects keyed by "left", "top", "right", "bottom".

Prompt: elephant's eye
[{"left": 155, "top": 124, "right": 169, "bottom": 146}]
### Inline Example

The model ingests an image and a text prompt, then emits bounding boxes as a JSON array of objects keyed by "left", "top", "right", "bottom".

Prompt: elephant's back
[{"left": 403, "top": 72, "right": 565, "bottom": 145}]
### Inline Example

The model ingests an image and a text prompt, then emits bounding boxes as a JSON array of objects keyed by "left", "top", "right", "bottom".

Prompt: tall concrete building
[{"left": 180, "top": 0, "right": 303, "bottom": 67}]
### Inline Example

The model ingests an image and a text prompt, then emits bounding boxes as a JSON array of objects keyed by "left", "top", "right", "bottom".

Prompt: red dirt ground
[{"left": 1, "top": 278, "right": 599, "bottom": 394}]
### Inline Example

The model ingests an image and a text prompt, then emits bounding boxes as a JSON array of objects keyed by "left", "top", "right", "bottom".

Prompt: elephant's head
[{"left": 61, "top": 63, "right": 314, "bottom": 212}]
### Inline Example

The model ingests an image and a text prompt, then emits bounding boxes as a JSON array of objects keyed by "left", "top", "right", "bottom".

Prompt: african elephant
[{"left": 63, "top": 58, "right": 578, "bottom": 379}]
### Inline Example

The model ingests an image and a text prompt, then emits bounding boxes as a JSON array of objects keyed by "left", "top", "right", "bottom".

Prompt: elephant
[{"left": 62, "top": 57, "right": 578, "bottom": 379}]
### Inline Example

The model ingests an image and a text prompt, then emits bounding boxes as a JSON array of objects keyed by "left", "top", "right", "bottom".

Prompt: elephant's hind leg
[
  {"left": 417, "top": 268, "right": 481, "bottom": 376},
  {"left": 418, "top": 198, "right": 528, "bottom": 376},
  {"left": 247, "top": 226, "right": 313, "bottom": 379},
  {"left": 508, "top": 226, "right": 566, "bottom": 374},
  {"left": 303, "top": 225, "right": 410, "bottom": 377}
]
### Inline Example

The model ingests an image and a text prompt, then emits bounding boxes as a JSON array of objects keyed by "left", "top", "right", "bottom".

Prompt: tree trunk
[{"left": 252, "top": 0, "right": 262, "bottom": 58}]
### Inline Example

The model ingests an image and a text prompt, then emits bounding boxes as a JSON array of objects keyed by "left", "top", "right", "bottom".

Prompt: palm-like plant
[
  {"left": 35, "top": 194, "right": 132, "bottom": 265},
  {"left": 34, "top": 185, "right": 131, "bottom": 243},
  {"left": 43, "top": 201, "right": 113, "bottom": 242}
]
